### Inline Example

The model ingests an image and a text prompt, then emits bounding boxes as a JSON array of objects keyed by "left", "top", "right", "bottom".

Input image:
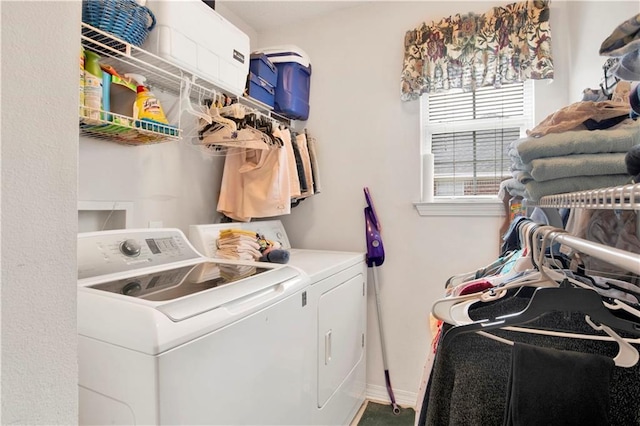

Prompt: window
[{"left": 421, "top": 81, "right": 534, "bottom": 199}]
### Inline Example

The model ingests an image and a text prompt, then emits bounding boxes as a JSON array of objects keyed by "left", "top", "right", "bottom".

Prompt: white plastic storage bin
[
  {"left": 143, "top": 0, "right": 250, "bottom": 96},
  {"left": 260, "top": 45, "right": 311, "bottom": 120}
]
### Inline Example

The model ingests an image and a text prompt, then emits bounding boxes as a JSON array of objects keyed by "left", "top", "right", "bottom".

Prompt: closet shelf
[
  {"left": 536, "top": 183, "right": 640, "bottom": 210},
  {"left": 80, "top": 107, "right": 180, "bottom": 145}
]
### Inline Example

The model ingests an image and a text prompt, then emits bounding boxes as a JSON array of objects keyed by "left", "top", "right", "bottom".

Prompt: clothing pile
[{"left": 600, "top": 12, "right": 640, "bottom": 119}]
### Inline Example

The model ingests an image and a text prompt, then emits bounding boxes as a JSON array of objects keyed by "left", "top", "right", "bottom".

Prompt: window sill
[{"left": 414, "top": 198, "right": 506, "bottom": 217}]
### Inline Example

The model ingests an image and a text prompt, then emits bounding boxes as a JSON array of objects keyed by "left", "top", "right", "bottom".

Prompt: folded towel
[
  {"left": 504, "top": 342, "right": 614, "bottom": 426},
  {"left": 516, "top": 153, "right": 628, "bottom": 183},
  {"left": 524, "top": 174, "right": 631, "bottom": 202},
  {"left": 509, "top": 120, "right": 640, "bottom": 164}
]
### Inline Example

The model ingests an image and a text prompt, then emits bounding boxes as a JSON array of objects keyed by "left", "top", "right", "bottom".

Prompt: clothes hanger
[
  {"left": 433, "top": 225, "right": 567, "bottom": 324},
  {"left": 445, "top": 227, "right": 640, "bottom": 351},
  {"left": 442, "top": 285, "right": 640, "bottom": 367},
  {"left": 179, "top": 76, "right": 213, "bottom": 125},
  {"left": 205, "top": 101, "right": 238, "bottom": 132},
  {"left": 199, "top": 126, "right": 270, "bottom": 150},
  {"left": 436, "top": 223, "right": 616, "bottom": 327},
  {"left": 444, "top": 220, "right": 538, "bottom": 291},
  {"left": 444, "top": 250, "right": 521, "bottom": 290}
]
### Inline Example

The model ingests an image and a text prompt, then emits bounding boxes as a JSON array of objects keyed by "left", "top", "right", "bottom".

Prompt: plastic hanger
[
  {"left": 433, "top": 226, "right": 566, "bottom": 325},
  {"left": 435, "top": 223, "right": 628, "bottom": 326},
  {"left": 441, "top": 285, "right": 640, "bottom": 367},
  {"left": 179, "top": 76, "right": 213, "bottom": 125},
  {"left": 444, "top": 227, "right": 640, "bottom": 354},
  {"left": 199, "top": 126, "right": 269, "bottom": 150},
  {"left": 474, "top": 320, "right": 640, "bottom": 368}
]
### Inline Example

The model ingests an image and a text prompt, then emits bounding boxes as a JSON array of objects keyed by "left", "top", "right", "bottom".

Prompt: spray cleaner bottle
[{"left": 124, "top": 73, "right": 169, "bottom": 127}]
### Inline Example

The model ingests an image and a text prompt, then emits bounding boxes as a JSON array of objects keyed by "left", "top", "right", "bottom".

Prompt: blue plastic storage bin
[
  {"left": 262, "top": 46, "right": 311, "bottom": 121},
  {"left": 250, "top": 53, "right": 278, "bottom": 88},
  {"left": 247, "top": 72, "right": 275, "bottom": 108}
]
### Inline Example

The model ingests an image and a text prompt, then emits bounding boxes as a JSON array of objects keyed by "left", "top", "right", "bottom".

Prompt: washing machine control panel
[{"left": 78, "top": 229, "right": 202, "bottom": 280}]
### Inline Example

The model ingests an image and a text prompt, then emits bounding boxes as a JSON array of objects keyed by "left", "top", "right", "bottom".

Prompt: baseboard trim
[{"left": 365, "top": 384, "right": 418, "bottom": 408}]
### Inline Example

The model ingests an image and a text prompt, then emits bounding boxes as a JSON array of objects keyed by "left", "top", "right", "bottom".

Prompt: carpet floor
[{"left": 357, "top": 401, "right": 415, "bottom": 426}]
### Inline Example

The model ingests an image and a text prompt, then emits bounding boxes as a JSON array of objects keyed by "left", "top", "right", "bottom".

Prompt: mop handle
[
  {"left": 372, "top": 266, "right": 401, "bottom": 414},
  {"left": 372, "top": 265, "right": 390, "bottom": 370}
]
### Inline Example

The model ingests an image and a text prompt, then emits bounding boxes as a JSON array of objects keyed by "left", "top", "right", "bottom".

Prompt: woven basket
[{"left": 82, "top": 0, "right": 156, "bottom": 47}]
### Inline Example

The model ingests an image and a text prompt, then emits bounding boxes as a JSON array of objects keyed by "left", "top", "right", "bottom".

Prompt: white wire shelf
[
  {"left": 80, "top": 23, "right": 289, "bottom": 118},
  {"left": 81, "top": 23, "right": 229, "bottom": 101},
  {"left": 80, "top": 106, "right": 180, "bottom": 145},
  {"left": 536, "top": 183, "right": 640, "bottom": 210},
  {"left": 80, "top": 22, "right": 294, "bottom": 146}
]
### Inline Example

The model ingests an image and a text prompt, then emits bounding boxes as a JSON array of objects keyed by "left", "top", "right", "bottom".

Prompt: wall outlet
[{"left": 148, "top": 221, "right": 163, "bottom": 228}]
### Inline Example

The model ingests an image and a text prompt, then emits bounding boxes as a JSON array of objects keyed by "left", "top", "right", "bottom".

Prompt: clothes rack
[{"left": 541, "top": 229, "right": 640, "bottom": 274}]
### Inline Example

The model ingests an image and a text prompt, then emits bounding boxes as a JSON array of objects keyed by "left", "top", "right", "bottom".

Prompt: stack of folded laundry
[
  {"left": 501, "top": 118, "right": 639, "bottom": 202},
  {"left": 216, "top": 229, "right": 263, "bottom": 261},
  {"left": 501, "top": 12, "right": 640, "bottom": 203},
  {"left": 216, "top": 229, "right": 289, "bottom": 263}
]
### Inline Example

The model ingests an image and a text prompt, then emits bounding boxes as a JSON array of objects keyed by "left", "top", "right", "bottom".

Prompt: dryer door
[{"left": 317, "top": 270, "right": 366, "bottom": 407}]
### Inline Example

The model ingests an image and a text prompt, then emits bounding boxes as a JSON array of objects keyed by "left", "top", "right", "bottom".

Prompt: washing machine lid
[
  {"left": 79, "top": 260, "right": 309, "bottom": 354},
  {"left": 82, "top": 260, "right": 300, "bottom": 321}
]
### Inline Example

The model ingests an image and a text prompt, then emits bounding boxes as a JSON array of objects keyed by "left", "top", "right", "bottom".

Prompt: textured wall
[{"left": 1, "top": 1, "right": 79, "bottom": 423}]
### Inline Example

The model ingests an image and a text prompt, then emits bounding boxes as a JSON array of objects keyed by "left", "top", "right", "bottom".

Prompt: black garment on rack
[
  {"left": 289, "top": 130, "right": 308, "bottom": 193},
  {"left": 419, "top": 295, "right": 640, "bottom": 426},
  {"left": 504, "top": 342, "right": 613, "bottom": 426}
]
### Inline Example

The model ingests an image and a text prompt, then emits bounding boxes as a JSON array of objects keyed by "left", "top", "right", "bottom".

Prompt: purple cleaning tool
[
  {"left": 363, "top": 187, "right": 400, "bottom": 415},
  {"left": 364, "top": 187, "right": 385, "bottom": 267}
]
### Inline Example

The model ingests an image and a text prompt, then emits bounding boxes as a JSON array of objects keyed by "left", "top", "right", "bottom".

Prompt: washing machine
[
  {"left": 189, "top": 220, "right": 367, "bottom": 426},
  {"left": 77, "top": 228, "right": 313, "bottom": 425}
]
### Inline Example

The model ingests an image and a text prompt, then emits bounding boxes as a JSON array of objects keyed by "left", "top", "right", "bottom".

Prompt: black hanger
[{"left": 441, "top": 282, "right": 640, "bottom": 349}]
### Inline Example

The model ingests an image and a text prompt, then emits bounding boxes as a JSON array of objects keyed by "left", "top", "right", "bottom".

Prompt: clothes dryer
[
  {"left": 78, "top": 228, "right": 312, "bottom": 425},
  {"left": 189, "top": 220, "right": 367, "bottom": 426}
]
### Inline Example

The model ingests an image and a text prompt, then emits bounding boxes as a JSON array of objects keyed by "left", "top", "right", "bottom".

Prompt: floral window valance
[{"left": 401, "top": 0, "right": 554, "bottom": 101}]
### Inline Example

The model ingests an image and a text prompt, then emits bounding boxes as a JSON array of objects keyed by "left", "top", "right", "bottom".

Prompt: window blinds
[{"left": 422, "top": 82, "right": 530, "bottom": 197}]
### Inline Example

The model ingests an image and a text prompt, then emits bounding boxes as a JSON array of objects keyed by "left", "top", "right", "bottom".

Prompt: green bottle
[{"left": 84, "top": 50, "right": 102, "bottom": 122}]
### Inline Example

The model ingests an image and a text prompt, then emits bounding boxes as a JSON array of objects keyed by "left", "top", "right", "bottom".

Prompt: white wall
[
  {"left": 1, "top": 1, "right": 79, "bottom": 423},
  {"left": 240, "top": 0, "right": 636, "bottom": 405},
  {"left": 565, "top": 1, "right": 640, "bottom": 102},
  {"left": 79, "top": 112, "right": 226, "bottom": 231}
]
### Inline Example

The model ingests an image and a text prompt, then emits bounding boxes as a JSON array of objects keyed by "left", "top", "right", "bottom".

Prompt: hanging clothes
[
  {"left": 295, "top": 132, "right": 314, "bottom": 199},
  {"left": 289, "top": 129, "right": 309, "bottom": 194},
  {"left": 305, "top": 130, "right": 322, "bottom": 194},
  {"left": 418, "top": 300, "right": 640, "bottom": 426},
  {"left": 217, "top": 144, "right": 291, "bottom": 222},
  {"left": 277, "top": 127, "right": 302, "bottom": 199}
]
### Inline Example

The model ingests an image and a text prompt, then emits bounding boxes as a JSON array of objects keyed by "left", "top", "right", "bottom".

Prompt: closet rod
[{"left": 545, "top": 230, "right": 640, "bottom": 274}]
